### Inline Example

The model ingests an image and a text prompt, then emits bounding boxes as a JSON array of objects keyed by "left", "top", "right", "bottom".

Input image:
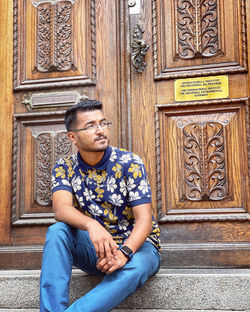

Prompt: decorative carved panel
[
  {"left": 14, "top": 0, "right": 96, "bottom": 90},
  {"left": 183, "top": 121, "right": 227, "bottom": 202},
  {"left": 153, "top": 0, "right": 248, "bottom": 79},
  {"left": 34, "top": 0, "right": 75, "bottom": 73},
  {"left": 156, "top": 99, "right": 250, "bottom": 222},
  {"left": 176, "top": 0, "right": 221, "bottom": 59},
  {"left": 12, "top": 112, "right": 77, "bottom": 225}
]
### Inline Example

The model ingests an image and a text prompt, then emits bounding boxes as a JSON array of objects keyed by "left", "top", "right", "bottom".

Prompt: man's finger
[
  {"left": 104, "top": 241, "right": 113, "bottom": 263},
  {"left": 98, "top": 242, "right": 105, "bottom": 259},
  {"left": 110, "top": 240, "right": 119, "bottom": 259}
]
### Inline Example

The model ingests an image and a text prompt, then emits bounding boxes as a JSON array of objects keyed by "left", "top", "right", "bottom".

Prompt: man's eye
[
  {"left": 100, "top": 122, "right": 107, "bottom": 127},
  {"left": 86, "top": 124, "right": 95, "bottom": 130}
]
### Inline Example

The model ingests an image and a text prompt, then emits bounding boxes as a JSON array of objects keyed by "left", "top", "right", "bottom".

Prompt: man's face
[{"left": 68, "top": 110, "right": 110, "bottom": 153}]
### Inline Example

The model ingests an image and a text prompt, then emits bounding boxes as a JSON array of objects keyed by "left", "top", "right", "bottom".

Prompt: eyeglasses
[{"left": 71, "top": 121, "right": 112, "bottom": 133}]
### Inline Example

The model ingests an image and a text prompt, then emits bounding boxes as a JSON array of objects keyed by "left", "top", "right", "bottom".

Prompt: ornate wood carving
[
  {"left": 155, "top": 99, "right": 250, "bottom": 223},
  {"left": 33, "top": 130, "right": 72, "bottom": 206},
  {"left": 182, "top": 122, "right": 227, "bottom": 201},
  {"left": 14, "top": 0, "right": 96, "bottom": 90},
  {"left": 11, "top": 112, "right": 77, "bottom": 225},
  {"left": 131, "top": 23, "right": 149, "bottom": 73},
  {"left": 35, "top": 1, "right": 74, "bottom": 72},
  {"left": 34, "top": 132, "right": 53, "bottom": 206},
  {"left": 176, "top": 0, "right": 220, "bottom": 59},
  {"left": 153, "top": 0, "right": 248, "bottom": 79}
]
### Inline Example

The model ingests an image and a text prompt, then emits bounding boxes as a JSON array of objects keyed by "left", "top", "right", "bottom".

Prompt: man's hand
[
  {"left": 86, "top": 219, "right": 118, "bottom": 263},
  {"left": 96, "top": 250, "right": 129, "bottom": 274}
]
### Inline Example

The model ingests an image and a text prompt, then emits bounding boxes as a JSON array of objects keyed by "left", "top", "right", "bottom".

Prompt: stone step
[
  {"left": 0, "top": 269, "right": 249, "bottom": 311},
  {"left": 0, "top": 310, "right": 247, "bottom": 312}
]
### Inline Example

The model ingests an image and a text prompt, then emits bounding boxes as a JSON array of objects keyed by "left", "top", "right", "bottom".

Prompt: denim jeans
[{"left": 40, "top": 222, "right": 160, "bottom": 312}]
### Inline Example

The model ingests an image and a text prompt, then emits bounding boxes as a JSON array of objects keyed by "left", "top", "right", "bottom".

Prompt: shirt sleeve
[
  {"left": 51, "top": 160, "right": 73, "bottom": 194},
  {"left": 125, "top": 154, "right": 152, "bottom": 207}
]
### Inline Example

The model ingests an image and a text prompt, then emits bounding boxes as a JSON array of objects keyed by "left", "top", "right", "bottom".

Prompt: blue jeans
[{"left": 40, "top": 222, "right": 160, "bottom": 312}]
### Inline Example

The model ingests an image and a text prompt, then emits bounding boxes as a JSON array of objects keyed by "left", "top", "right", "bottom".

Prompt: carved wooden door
[
  {"left": 0, "top": 0, "right": 122, "bottom": 269},
  {"left": 127, "top": 0, "right": 250, "bottom": 267},
  {"left": 0, "top": 0, "right": 250, "bottom": 269}
]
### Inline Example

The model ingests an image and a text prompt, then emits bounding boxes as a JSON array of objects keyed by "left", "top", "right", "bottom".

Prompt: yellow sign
[{"left": 175, "top": 75, "right": 229, "bottom": 102}]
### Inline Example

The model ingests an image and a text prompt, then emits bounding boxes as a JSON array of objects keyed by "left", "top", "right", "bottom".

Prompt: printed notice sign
[{"left": 175, "top": 75, "right": 229, "bottom": 102}]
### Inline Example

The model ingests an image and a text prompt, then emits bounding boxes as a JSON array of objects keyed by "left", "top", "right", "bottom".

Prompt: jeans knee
[{"left": 46, "top": 222, "right": 72, "bottom": 244}]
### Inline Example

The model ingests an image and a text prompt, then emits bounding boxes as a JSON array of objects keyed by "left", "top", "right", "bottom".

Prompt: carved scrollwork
[
  {"left": 55, "top": 132, "right": 72, "bottom": 160},
  {"left": 176, "top": 0, "right": 220, "bottom": 59},
  {"left": 35, "top": 0, "right": 75, "bottom": 72},
  {"left": 183, "top": 122, "right": 227, "bottom": 201},
  {"left": 34, "top": 130, "right": 73, "bottom": 206},
  {"left": 36, "top": 3, "right": 52, "bottom": 71},
  {"left": 35, "top": 133, "right": 53, "bottom": 206},
  {"left": 131, "top": 23, "right": 149, "bottom": 73}
]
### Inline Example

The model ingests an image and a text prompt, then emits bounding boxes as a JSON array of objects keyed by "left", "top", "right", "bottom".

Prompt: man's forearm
[
  {"left": 54, "top": 203, "right": 96, "bottom": 231},
  {"left": 122, "top": 217, "right": 152, "bottom": 253}
]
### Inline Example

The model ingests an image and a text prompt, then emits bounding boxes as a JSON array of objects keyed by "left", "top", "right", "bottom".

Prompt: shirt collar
[{"left": 77, "top": 146, "right": 112, "bottom": 171}]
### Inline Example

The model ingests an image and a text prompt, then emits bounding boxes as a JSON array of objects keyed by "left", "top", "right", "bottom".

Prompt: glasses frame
[{"left": 70, "top": 121, "right": 112, "bottom": 133}]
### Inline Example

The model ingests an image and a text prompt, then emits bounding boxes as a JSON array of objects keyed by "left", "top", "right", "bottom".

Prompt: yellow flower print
[
  {"left": 122, "top": 206, "right": 134, "bottom": 220},
  {"left": 103, "top": 220, "right": 117, "bottom": 234},
  {"left": 102, "top": 202, "right": 118, "bottom": 222},
  {"left": 112, "top": 163, "right": 122, "bottom": 179},
  {"left": 86, "top": 170, "right": 107, "bottom": 184},
  {"left": 55, "top": 167, "right": 66, "bottom": 178},
  {"left": 84, "top": 210, "right": 92, "bottom": 218},
  {"left": 96, "top": 171, "right": 107, "bottom": 184},
  {"left": 87, "top": 169, "right": 98, "bottom": 180},
  {"left": 95, "top": 187, "right": 104, "bottom": 199},
  {"left": 101, "top": 201, "right": 112, "bottom": 215},
  {"left": 113, "top": 237, "right": 123, "bottom": 244},
  {"left": 128, "top": 164, "right": 142, "bottom": 179}
]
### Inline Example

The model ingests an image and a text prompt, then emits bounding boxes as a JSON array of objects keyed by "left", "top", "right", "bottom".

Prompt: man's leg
[
  {"left": 40, "top": 222, "right": 102, "bottom": 312},
  {"left": 66, "top": 241, "right": 160, "bottom": 312}
]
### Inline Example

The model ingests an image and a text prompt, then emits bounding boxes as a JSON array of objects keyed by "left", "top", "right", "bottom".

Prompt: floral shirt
[{"left": 52, "top": 146, "right": 161, "bottom": 251}]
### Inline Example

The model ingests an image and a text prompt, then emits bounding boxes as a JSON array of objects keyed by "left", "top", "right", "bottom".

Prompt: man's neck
[{"left": 79, "top": 150, "right": 105, "bottom": 167}]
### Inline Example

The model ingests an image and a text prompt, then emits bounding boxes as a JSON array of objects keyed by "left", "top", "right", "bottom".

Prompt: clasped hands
[{"left": 88, "top": 220, "right": 129, "bottom": 274}]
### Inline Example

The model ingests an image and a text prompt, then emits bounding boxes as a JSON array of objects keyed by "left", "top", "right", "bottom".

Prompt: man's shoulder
[
  {"left": 54, "top": 154, "right": 78, "bottom": 168},
  {"left": 110, "top": 146, "right": 144, "bottom": 165}
]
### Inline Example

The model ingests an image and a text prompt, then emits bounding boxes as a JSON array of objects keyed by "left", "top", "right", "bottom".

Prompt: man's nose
[{"left": 95, "top": 123, "right": 105, "bottom": 134}]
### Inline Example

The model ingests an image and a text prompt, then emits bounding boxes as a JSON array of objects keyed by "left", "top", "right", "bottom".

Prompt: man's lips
[{"left": 94, "top": 136, "right": 107, "bottom": 142}]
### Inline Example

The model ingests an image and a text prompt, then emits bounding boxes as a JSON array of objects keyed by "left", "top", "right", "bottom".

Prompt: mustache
[{"left": 94, "top": 135, "right": 107, "bottom": 142}]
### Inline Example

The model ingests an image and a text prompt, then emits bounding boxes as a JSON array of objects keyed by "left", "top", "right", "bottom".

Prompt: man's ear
[{"left": 67, "top": 132, "right": 78, "bottom": 145}]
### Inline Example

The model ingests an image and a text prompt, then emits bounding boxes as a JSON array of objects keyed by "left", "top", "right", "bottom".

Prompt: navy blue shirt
[{"left": 52, "top": 146, "right": 161, "bottom": 251}]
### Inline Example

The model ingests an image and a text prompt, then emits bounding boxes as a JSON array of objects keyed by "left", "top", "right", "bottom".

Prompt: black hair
[{"left": 65, "top": 99, "right": 103, "bottom": 131}]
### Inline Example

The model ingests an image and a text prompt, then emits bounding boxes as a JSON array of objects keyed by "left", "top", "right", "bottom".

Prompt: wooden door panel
[
  {"left": 12, "top": 112, "right": 77, "bottom": 226},
  {"left": 15, "top": 0, "right": 96, "bottom": 90},
  {"left": 129, "top": 0, "right": 250, "bottom": 267},
  {"left": 157, "top": 101, "right": 249, "bottom": 221},
  {"left": 153, "top": 0, "right": 248, "bottom": 79},
  {"left": 0, "top": 0, "right": 121, "bottom": 268}
]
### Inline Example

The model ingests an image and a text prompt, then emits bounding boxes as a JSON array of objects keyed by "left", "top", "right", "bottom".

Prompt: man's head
[
  {"left": 65, "top": 99, "right": 103, "bottom": 132},
  {"left": 66, "top": 100, "right": 110, "bottom": 156}
]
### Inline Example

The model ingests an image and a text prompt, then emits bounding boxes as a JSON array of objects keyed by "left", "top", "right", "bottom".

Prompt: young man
[{"left": 40, "top": 100, "right": 161, "bottom": 312}]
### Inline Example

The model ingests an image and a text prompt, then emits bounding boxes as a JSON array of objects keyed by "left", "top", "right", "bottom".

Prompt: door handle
[{"left": 131, "top": 22, "right": 149, "bottom": 73}]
